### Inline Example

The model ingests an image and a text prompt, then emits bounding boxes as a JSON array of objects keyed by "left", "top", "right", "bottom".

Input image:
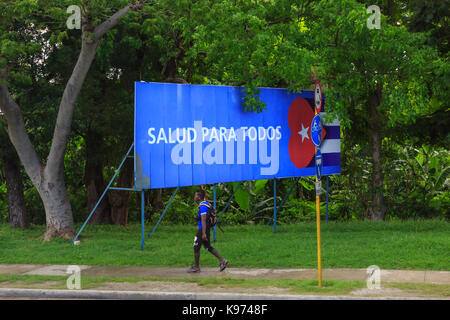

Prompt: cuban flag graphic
[{"left": 287, "top": 97, "right": 340, "bottom": 172}]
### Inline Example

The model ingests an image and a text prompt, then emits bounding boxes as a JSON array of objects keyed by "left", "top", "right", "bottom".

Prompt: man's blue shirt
[{"left": 197, "top": 201, "right": 210, "bottom": 229}]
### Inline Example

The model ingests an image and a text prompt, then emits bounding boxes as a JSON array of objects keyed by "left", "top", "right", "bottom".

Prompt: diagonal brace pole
[
  {"left": 267, "top": 178, "right": 299, "bottom": 225},
  {"left": 72, "top": 143, "right": 134, "bottom": 243},
  {"left": 216, "top": 181, "right": 242, "bottom": 224},
  {"left": 148, "top": 186, "right": 179, "bottom": 237},
  {"left": 214, "top": 181, "right": 242, "bottom": 242}
]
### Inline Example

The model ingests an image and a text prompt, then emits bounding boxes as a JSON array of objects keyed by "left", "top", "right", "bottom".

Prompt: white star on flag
[{"left": 298, "top": 124, "right": 309, "bottom": 143}]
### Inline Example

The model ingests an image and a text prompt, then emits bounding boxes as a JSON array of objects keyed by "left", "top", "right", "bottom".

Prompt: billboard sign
[{"left": 134, "top": 82, "right": 340, "bottom": 189}]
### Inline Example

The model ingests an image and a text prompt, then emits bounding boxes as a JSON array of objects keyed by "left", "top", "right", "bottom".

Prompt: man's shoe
[
  {"left": 187, "top": 266, "right": 200, "bottom": 273},
  {"left": 219, "top": 259, "right": 228, "bottom": 272}
]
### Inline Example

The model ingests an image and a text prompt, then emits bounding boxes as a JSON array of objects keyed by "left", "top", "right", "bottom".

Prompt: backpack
[{"left": 198, "top": 202, "right": 217, "bottom": 228}]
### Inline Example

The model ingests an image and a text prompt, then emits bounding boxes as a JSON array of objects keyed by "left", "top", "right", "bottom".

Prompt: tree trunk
[
  {"left": 0, "top": 3, "right": 137, "bottom": 240},
  {"left": 38, "top": 170, "right": 75, "bottom": 240},
  {"left": 84, "top": 131, "right": 112, "bottom": 224},
  {"left": 386, "top": 0, "right": 394, "bottom": 24},
  {"left": 150, "top": 188, "right": 164, "bottom": 219},
  {"left": 368, "top": 86, "right": 386, "bottom": 221},
  {"left": 35, "top": 37, "right": 101, "bottom": 239},
  {"left": 109, "top": 159, "right": 133, "bottom": 225},
  {"left": 3, "top": 152, "right": 28, "bottom": 228}
]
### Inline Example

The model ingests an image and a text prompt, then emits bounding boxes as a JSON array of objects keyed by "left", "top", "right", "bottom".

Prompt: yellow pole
[
  {"left": 314, "top": 89, "right": 322, "bottom": 287},
  {"left": 315, "top": 168, "right": 322, "bottom": 287}
]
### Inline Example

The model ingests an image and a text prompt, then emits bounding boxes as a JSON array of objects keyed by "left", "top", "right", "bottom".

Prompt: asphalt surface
[{"left": 0, "top": 287, "right": 436, "bottom": 300}]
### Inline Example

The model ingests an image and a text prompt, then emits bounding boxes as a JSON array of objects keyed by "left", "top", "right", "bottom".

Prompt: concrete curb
[{"left": 0, "top": 288, "right": 438, "bottom": 300}]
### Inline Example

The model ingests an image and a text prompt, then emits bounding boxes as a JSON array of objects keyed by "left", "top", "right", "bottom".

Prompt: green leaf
[
  {"left": 298, "top": 179, "right": 314, "bottom": 191},
  {"left": 234, "top": 187, "right": 249, "bottom": 212},
  {"left": 254, "top": 179, "right": 268, "bottom": 195},
  {"left": 416, "top": 153, "right": 425, "bottom": 166}
]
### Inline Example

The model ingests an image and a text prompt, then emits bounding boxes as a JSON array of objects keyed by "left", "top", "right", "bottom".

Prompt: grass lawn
[{"left": 0, "top": 220, "right": 448, "bottom": 271}]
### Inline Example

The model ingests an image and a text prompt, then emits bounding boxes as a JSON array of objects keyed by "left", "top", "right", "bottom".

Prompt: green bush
[
  {"left": 148, "top": 194, "right": 196, "bottom": 226},
  {"left": 384, "top": 145, "right": 449, "bottom": 220},
  {"left": 324, "top": 143, "right": 449, "bottom": 221}
]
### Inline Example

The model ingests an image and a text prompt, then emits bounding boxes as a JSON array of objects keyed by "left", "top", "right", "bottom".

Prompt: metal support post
[
  {"left": 326, "top": 176, "right": 329, "bottom": 223},
  {"left": 213, "top": 184, "right": 217, "bottom": 241},
  {"left": 141, "top": 190, "right": 145, "bottom": 250},
  {"left": 273, "top": 179, "right": 277, "bottom": 233}
]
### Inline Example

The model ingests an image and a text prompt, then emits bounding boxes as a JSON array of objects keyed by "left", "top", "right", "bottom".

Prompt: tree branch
[
  {"left": 327, "top": 29, "right": 339, "bottom": 47},
  {"left": 46, "top": 2, "right": 142, "bottom": 178},
  {"left": 94, "top": 1, "right": 144, "bottom": 39},
  {"left": 45, "top": 39, "right": 99, "bottom": 178},
  {"left": 265, "top": 16, "right": 291, "bottom": 27},
  {"left": 94, "top": 5, "right": 131, "bottom": 39}
]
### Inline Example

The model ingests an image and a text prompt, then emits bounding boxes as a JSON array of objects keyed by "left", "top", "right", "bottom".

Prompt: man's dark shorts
[{"left": 193, "top": 228, "right": 213, "bottom": 252}]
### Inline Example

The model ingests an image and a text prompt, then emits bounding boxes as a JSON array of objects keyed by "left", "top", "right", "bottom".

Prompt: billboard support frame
[
  {"left": 72, "top": 83, "right": 339, "bottom": 251},
  {"left": 71, "top": 142, "right": 332, "bottom": 250}
]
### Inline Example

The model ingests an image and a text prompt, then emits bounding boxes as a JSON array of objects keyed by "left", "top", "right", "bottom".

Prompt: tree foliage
[{"left": 0, "top": 0, "right": 448, "bottom": 232}]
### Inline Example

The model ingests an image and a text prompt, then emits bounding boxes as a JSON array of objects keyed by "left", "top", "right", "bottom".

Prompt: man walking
[{"left": 188, "top": 189, "right": 228, "bottom": 273}]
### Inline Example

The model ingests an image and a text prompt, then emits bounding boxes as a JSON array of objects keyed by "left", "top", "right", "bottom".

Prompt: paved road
[{"left": 0, "top": 287, "right": 436, "bottom": 300}]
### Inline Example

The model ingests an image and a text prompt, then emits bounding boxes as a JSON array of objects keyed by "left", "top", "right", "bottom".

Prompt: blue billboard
[{"left": 134, "top": 82, "right": 340, "bottom": 189}]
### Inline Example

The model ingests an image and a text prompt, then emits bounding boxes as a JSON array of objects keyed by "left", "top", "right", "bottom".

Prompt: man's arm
[{"left": 201, "top": 214, "right": 207, "bottom": 240}]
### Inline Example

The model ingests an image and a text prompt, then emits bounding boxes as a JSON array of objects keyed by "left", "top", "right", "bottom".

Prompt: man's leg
[
  {"left": 206, "top": 247, "right": 228, "bottom": 271},
  {"left": 188, "top": 231, "right": 202, "bottom": 272},
  {"left": 193, "top": 230, "right": 202, "bottom": 267},
  {"left": 194, "top": 248, "right": 200, "bottom": 267},
  {"left": 207, "top": 247, "right": 223, "bottom": 261},
  {"left": 204, "top": 229, "right": 228, "bottom": 270}
]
